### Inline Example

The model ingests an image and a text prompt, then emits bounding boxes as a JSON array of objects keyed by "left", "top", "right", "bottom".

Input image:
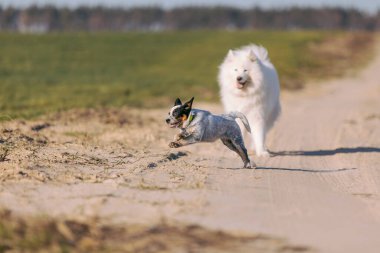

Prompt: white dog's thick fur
[{"left": 218, "top": 44, "right": 281, "bottom": 156}]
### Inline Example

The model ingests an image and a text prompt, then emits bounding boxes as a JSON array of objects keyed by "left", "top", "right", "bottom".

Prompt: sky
[{"left": 1, "top": 0, "right": 379, "bottom": 14}]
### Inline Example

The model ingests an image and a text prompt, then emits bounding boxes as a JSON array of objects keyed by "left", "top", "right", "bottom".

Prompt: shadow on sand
[
  {"left": 255, "top": 167, "right": 357, "bottom": 173},
  {"left": 270, "top": 147, "right": 380, "bottom": 157},
  {"left": 218, "top": 166, "right": 357, "bottom": 173}
]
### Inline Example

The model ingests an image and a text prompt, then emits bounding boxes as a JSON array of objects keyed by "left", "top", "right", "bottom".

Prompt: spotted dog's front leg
[
  {"left": 174, "top": 133, "right": 182, "bottom": 142},
  {"left": 174, "top": 129, "right": 191, "bottom": 142},
  {"left": 171, "top": 129, "right": 193, "bottom": 147},
  {"left": 169, "top": 134, "right": 198, "bottom": 148},
  {"left": 169, "top": 141, "right": 181, "bottom": 148}
]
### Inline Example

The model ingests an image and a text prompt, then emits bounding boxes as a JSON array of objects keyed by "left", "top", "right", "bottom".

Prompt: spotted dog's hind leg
[
  {"left": 221, "top": 138, "right": 254, "bottom": 168},
  {"left": 221, "top": 138, "right": 239, "bottom": 153},
  {"left": 233, "top": 138, "right": 255, "bottom": 169}
]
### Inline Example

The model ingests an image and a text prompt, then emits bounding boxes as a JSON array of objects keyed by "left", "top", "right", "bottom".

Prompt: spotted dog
[{"left": 166, "top": 97, "right": 255, "bottom": 168}]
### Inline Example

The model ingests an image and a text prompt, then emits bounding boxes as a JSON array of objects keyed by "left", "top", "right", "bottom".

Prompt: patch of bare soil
[{"left": 0, "top": 107, "right": 206, "bottom": 188}]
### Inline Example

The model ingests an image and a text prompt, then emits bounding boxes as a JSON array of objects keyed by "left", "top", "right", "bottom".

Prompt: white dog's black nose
[
  {"left": 237, "top": 76, "right": 243, "bottom": 82},
  {"left": 166, "top": 118, "right": 170, "bottom": 123}
]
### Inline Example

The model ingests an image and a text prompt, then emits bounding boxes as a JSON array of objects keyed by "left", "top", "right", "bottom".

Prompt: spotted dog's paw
[
  {"left": 169, "top": 142, "right": 181, "bottom": 148},
  {"left": 174, "top": 134, "right": 182, "bottom": 142},
  {"left": 247, "top": 161, "right": 257, "bottom": 169}
]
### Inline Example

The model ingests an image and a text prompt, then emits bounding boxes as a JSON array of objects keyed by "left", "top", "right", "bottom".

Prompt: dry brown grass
[
  {"left": 0, "top": 210, "right": 312, "bottom": 253},
  {"left": 306, "top": 32, "right": 375, "bottom": 82}
]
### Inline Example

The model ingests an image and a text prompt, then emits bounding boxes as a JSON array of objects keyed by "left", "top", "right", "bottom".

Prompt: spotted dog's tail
[{"left": 228, "top": 111, "right": 251, "bottom": 133}]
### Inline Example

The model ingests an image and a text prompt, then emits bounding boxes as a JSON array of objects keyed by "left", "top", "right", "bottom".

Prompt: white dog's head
[{"left": 222, "top": 49, "right": 260, "bottom": 90}]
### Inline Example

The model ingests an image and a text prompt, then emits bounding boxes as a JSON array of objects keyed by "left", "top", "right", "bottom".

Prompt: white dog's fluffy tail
[
  {"left": 240, "top": 44, "right": 270, "bottom": 62},
  {"left": 228, "top": 111, "right": 251, "bottom": 133}
]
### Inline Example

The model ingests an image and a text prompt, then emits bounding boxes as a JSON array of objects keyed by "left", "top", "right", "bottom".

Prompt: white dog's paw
[{"left": 256, "top": 150, "right": 270, "bottom": 157}]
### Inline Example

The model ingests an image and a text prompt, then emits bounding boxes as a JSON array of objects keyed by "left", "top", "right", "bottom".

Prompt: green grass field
[{"left": 0, "top": 31, "right": 373, "bottom": 119}]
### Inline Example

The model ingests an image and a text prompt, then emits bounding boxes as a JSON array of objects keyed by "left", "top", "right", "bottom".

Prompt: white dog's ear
[
  {"left": 227, "top": 50, "right": 235, "bottom": 60},
  {"left": 248, "top": 50, "right": 257, "bottom": 62}
]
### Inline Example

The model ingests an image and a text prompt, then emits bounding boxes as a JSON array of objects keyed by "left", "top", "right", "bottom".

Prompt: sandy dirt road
[{"left": 1, "top": 42, "right": 380, "bottom": 252}]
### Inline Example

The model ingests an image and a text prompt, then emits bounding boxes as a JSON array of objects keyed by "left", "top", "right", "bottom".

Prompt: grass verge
[{"left": 0, "top": 31, "right": 374, "bottom": 119}]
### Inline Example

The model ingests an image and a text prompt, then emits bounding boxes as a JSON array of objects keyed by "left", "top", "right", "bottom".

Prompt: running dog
[
  {"left": 165, "top": 97, "right": 255, "bottom": 168},
  {"left": 218, "top": 44, "right": 281, "bottom": 157}
]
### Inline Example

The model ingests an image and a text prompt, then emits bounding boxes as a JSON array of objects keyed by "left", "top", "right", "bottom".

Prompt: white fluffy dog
[{"left": 218, "top": 44, "right": 281, "bottom": 157}]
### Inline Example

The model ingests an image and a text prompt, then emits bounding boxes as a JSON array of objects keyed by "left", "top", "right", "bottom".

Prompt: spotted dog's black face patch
[
  {"left": 179, "top": 98, "right": 193, "bottom": 119},
  {"left": 166, "top": 97, "right": 194, "bottom": 128},
  {"left": 171, "top": 106, "right": 182, "bottom": 118}
]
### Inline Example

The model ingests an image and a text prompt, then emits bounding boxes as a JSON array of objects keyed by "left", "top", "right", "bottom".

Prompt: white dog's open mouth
[{"left": 236, "top": 81, "right": 247, "bottom": 89}]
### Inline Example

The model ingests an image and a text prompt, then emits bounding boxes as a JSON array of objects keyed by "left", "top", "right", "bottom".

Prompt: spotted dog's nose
[{"left": 166, "top": 118, "right": 170, "bottom": 124}]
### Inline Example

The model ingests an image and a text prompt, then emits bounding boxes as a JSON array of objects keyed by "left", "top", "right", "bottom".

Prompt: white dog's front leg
[{"left": 251, "top": 123, "right": 269, "bottom": 157}]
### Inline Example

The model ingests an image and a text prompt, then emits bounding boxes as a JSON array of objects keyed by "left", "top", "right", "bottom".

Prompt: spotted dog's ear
[
  {"left": 184, "top": 97, "right": 194, "bottom": 110},
  {"left": 174, "top": 98, "right": 182, "bottom": 106}
]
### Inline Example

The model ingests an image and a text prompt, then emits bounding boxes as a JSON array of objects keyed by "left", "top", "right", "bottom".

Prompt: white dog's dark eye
[{"left": 234, "top": 69, "right": 237, "bottom": 71}]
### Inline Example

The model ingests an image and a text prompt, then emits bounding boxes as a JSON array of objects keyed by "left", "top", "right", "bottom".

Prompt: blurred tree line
[{"left": 0, "top": 6, "right": 379, "bottom": 33}]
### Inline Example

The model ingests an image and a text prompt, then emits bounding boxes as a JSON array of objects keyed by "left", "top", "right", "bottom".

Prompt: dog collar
[
  {"left": 182, "top": 111, "right": 195, "bottom": 128},
  {"left": 188, "top": 113, "right": 194, "bottom": 123}
]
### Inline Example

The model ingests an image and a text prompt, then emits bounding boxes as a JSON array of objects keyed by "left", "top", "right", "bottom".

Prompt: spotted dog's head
[{"left": 166, "top": 97, "right": 194, "bottom": 128}]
